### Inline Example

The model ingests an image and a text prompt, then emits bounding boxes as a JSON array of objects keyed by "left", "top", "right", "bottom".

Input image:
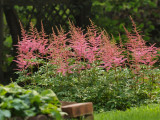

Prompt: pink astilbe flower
[
  {"left": 124, "top": 17, "right": 159, "bottom": 69},
  {"left": 56, "top": 50, "right": 73, "bottom": 75},
  {"left": 86, "top": 21, "right": 102, "bottom": 63},
  {"left": 69, "top": 21, "right": 103, "bottom": 65},
  {"left": 15, "top": 23, "right": 49, "bottom": 70},
  {"left": 15, "top": 19, "right": 159, "bottom": 76},
  {"left": 99, "top": 32, "right": 127, "bottom": 70},
  {"left": 48, "top": 27, "right": 73, "bottom": 75},
  {"left": 69, "top": 21, "right": 126, "bottom": 71},
  {"left": 69, "top": 22, "right": 89, "bottom": 61}
]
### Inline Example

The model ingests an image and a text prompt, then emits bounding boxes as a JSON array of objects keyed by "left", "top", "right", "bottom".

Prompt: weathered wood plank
[
  {"left": 61, "top": 102, "right": 94, "bottom": 119},
  {"left": 3, "top": 0, "right": 70, "bottom": 6}
]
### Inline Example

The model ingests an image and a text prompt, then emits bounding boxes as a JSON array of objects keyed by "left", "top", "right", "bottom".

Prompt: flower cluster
[
  {"left": 124, "top": 17, "right": 158, "bottom": 71},
  {"left": 15, "top": 19, "right": 159, "bottom": 75}
]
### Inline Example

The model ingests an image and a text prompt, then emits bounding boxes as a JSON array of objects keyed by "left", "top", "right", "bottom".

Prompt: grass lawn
[{"left": 94, "top": 104, "right": 160, "bottom": 120}]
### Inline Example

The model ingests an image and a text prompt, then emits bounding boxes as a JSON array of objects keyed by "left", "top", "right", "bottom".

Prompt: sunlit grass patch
[{"left": 94, "top": 104, "right": 160, "bottom": 120}]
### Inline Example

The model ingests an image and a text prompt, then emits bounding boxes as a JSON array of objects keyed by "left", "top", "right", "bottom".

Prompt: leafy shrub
[
  {"left": 16, "top": 62, "right": 160, "bottom": 111},
  {"left": 0, "top": 83, "right": 62, "bottom": 120},
  {"left": 14, "top": 19, "right": 160, "bottom": 111}
]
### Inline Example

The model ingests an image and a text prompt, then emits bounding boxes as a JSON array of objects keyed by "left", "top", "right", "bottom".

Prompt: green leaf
[
  {"left": 1, "top": 110, "right": 11, "bottom": 118},
  {"left": 24, "top": 107, "right": 36, "bottom": 117},
  {"left": 12, "top": 99, "right": 29, "bottom": 110},
  {"left": 41, "top": 90, "right": 60, "bottom": 105},
  {"left": 40, "top": 104, "right": 61, "bottom": 120},
  {"left": 0, "top": 109, "right": 11, "bottom": 119},
  {"left": 41, "top": 89, "right": 56, "bottom": 97},
  {"left": 3, "top": 36, "right": 12, "bottom": 48},
  {"left": 30, "top": 95, "right": 41, "bottom": 104},
  {"left": 0, "top": 87, "right": 7, "bottom": 96},
  {"left": 0, "top": 83, "right": 61, "bottom": 119}
]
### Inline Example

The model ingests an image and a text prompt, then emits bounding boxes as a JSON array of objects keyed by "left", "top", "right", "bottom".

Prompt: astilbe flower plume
[
  {"left": 69, "top": 22, "right": 89, "bottom": 61},
  {"left": 69, "top": 21, "right": 104, "bottom": 70},
  {"left": 86, "top": 21, "right": 102, "bottom": 63},
  {"left": 15, "top": 21, "right": 127, "bottom": 73},
  {"left": 15, "top": 23, "right": 41, "bottom": 70},
  {"left": 48, "top": 27, "right": 73, "bottom": 75},
  {"left": 15, "top": 19, "right": 159, "bottom": 76},
  {"left": 99, "top": 32, "right": 127, "bottom": 70},
  {"left": 124, "top": 17, "right": 159, "bottom": 71}
]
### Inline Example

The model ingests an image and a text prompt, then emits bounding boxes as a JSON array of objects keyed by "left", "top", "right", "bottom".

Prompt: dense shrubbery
[
  {"left": 0, "top": 83, "right": 62, "bottom": 120},
  {"left": 15, "top": 19, "right": 160, "bottom": 111}
]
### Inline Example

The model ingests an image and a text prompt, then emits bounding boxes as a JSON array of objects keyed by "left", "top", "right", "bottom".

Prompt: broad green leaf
[
  {"left": 24, "top": 107, "right": 36, "bottom": 117},
  {"left": 0, "top": 87, "right": 7, "bottom": 96},
  {"left": 1, "top": 110, "right": 11, "bottom": 118},
  {"left": 30, "top": 95, "right": 41, "bottom": 104}
]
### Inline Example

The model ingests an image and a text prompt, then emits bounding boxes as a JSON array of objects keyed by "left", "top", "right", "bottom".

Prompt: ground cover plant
[
  {"left": 14, "top": 18, "right": 160, "bottom": 111},
  {"left": 0, "top": 83, "right": 62, "bottom": 120},
  {"left": 94, "top": 104, "right": 160, "bottom": 120}
]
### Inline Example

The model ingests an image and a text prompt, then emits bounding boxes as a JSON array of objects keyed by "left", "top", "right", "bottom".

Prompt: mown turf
[{"left": 94, "top": 104, "right": 160, "bottom": 120}]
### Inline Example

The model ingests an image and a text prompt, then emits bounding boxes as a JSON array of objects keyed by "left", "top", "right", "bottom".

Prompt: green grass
[{"left": 94, "top": 104, "right": 160, "bottom": 120}]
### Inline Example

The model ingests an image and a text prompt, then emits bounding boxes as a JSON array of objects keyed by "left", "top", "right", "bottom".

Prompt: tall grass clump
[{"left": 14, "top": 18, "right": 160, "bottom": 111}]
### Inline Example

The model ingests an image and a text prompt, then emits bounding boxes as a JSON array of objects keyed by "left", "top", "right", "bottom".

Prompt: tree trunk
[
  {"left": 0, "top": 0, "right": 5, "bottom": 84},
  {"left": 4, "top": 6, "right": 21, "bottom": 82}
]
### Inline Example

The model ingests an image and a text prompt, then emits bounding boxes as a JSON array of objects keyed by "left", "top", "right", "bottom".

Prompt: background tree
[{"left": 91, "top": 0, "right": 160, "bottom": 45}]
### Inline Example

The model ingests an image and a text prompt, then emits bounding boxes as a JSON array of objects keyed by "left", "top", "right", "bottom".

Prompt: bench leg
[{"left": 84, "top": 114, "right": 94, "bottom": 120}]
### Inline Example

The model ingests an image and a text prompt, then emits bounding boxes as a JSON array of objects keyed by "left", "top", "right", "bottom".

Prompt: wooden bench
[{"left": 61, "top": 101, "right": 94, "bottom": 120}]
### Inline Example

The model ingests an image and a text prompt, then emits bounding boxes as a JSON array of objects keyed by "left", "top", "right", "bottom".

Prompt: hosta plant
[{"left": 0, "top": 83, "right": 62, "bottom": 120}]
